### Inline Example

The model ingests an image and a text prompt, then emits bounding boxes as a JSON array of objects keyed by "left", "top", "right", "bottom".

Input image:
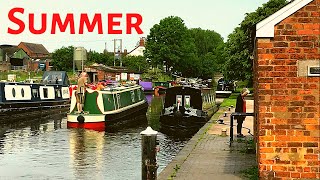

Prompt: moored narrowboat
[
  {"left": 67, "top": 84, "right": 148, "bottom": 131},
  {"left": 0, "top": 71, "right": 70, "bottom": 114},
  {"left": 159, "top": 86, "right": 217, "bottom": 135},
  {"left": 154, "top": 81, "right": 171, "bottom": 94},
  {"left": 138, "top": 80, "right": 153, "bottom": 93}
]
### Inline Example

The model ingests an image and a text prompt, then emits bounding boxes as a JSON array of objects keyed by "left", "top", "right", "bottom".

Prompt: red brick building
[
  {"left": 18, "top": 42, "right": 50, "bottom": 60},
  {"left": 85, "top": 64, "right": 142, "bottom": 83},
  {"left": 255, "top": 0, "right": 319, "bottom": 179}
]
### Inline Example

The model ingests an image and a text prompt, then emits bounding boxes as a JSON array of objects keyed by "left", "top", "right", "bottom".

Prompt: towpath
[{"left": 158, "top": 99, "right": 256, "bottom": 180}]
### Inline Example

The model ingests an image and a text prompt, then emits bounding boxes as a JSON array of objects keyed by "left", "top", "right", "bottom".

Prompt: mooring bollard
[
  {"left": 141, "top": 126, "right": 158, "bottom": 180},
  {"left": 221, "top": 128, "right": 227, "bottom": 136}
]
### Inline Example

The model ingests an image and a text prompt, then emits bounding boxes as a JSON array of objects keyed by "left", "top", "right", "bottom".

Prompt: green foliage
[
  {"left": 223, "top": 0, "right": 288, "bottom": 82},
  {"left": 122, "top": 55, "right": 148, "bottom": 72},
  {"left": 51, "top": 46, "right": 74, "bottom": 71},
  {"left": 240, "top": 166, "right": 259, "bottom": 180},
  {"left": 145, "top": 16, "right": 197, "bottom": 77},
  {"left": 141, "top": 68, "right": 172, "bottom": 82},
  {"left": 220, "top": 99, "right": 237, "bottom": 108},
  {"left": 145, "top": 17, "right": 225, "bottom": 78},
  {"left": 220, "top": 93, "right": 239, "bottom": 107},
  {"left": 51, "top": 46, "right": 115, "bottom": 71},
  {"left": 189, "top": 28, "right": 225, "bottom": 78},
  {"left": 0, "top": 71, "right": 43, "bottom": 82},
  {"left": 87, "top": 50, "right": 113, "bottom": 66}
]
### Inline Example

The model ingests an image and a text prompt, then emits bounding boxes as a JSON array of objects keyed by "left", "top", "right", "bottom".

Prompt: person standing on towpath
[{"left": 235, "top": 88, "right": 250, "bottom": 138}]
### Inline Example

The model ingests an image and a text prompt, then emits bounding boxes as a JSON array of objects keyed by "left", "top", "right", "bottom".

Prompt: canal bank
[{"left": 158, "top": 100, "right": 256, "bottom": 180}]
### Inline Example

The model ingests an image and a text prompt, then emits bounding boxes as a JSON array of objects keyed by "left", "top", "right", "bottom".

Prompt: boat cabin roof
[{"left": 42, "top": 71, "right": 69, "bottom": 86}]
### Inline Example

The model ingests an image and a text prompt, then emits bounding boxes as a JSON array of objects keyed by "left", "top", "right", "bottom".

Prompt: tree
[
  {"left": 122, "top": 55, "right": 148, "bottom": 72},
  {"left": 51, "top": 46, "right": 74, "bottom": 71},
  {"left": 223, "top": 0, "right": 288, "bottom": 82},
  {"left": 189, "top": 28, "right": 224, "bottom": 56},
  {"left": 145, "top": 16, "right": 197, "bottom": 76},
  {"left": 189, "top": 28, "right": 225, "bottom": 78},
  {"left": 87, "top": 50, "right": 113, "bottom": 66}
]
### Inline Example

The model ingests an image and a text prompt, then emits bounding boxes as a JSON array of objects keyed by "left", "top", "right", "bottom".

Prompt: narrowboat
[
  {"left": 67, "top": 84, "right": 148, "bottom": 131},
  {"left": 138, "top": 80, "right": 153, "bottom": 93},
  {"left": 154, "top": 81, "right": 171, "bottom": 94},
  {"left": 159, "top": 86, "right": 217, "bottom": 135},
  {"left": 0, "top": 71, "right": 70, "bottom": 113}
]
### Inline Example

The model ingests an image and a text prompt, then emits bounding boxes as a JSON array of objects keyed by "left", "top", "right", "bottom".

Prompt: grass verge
[
  {"left": 240, "top": 166, "right": 259, "bottom": 180},
  {"left": 220, "top": 93, "right": 239, "bottom": 107}
]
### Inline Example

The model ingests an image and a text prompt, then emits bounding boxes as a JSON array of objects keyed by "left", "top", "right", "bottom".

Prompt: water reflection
[
  {"left": 69, "top": 129, "right": 105, "bottom": 180},
  {"left": 145, "top": 94, "right": 164, "bottom": 131}
]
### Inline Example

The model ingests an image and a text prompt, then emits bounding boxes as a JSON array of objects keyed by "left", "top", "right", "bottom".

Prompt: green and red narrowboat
[{"left": 67, "top": 84, "right": 148, "bottom": 131}]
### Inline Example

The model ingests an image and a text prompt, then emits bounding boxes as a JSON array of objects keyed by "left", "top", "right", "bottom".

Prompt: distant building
[
  {"left": 18, "top": 42, "right": 50, "bottom": 60},
  {"left": 85, "top": 64, "right": 142, "bottom": 83},
  {"left": 0, "top": 45, "right": 30, "bottom": 71},
  {"left": 0, "top": 42, "right": 51, "bottom": 71},
  {"left": 18, "top": 42, "right": 51, "bottom": 71},
  {"left": 126, "top": 37, "right": 146, "bottom": 57}
]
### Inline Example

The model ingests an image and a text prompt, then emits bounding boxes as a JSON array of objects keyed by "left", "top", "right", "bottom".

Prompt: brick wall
[{"left": 255, "top": 0, "right": 320, "bottom": 179}]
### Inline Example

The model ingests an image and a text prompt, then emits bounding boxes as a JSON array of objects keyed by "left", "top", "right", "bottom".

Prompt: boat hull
[{"left": 67, "top": 101, "right": 148, "bottom": 131}]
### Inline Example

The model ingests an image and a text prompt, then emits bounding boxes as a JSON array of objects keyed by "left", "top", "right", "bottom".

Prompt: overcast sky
[{"left": 0, "top": 0, "right": 270, "bottom": 53}]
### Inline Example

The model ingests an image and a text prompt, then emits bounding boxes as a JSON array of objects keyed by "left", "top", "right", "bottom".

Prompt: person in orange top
[{"left": 235, "top": 88, "right": 250, "bottom": 138}]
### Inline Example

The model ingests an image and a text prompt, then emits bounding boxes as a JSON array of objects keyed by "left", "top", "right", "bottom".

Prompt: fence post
[{"left": 141, "top": 126, "right": 158, "bottom": 180}]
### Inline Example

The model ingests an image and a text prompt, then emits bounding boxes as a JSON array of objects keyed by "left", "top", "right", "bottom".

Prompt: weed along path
[{"left": 159, "top": 100, "right": 257, "bottom": 180}]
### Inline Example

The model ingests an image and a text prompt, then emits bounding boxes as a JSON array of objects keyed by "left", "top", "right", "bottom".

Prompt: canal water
[{"left": 0, "top": 94, "right": 190, "bottom": 180}]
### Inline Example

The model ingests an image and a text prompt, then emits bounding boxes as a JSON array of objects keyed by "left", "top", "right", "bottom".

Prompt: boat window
[
  {"left": 21, "top": 88, "right": 25, "bottom": 97},
  {"left": 32, "top": 89, "right": 39, "bottom": 98},
  {"left": 55, "top": 89, "right": 61, "bottom": 98},
  {"left": 12, "top": 88, "right": 16, "bottom": 97},
  {"left": 137, "top": 89, "right": 141, "bottom": 100},
  {"left": 185, "top": 95, "right": 191, "bottom": 108},
  {"left": 117, "top": 93, "right": 121, "bottom": 107},
  {"left": 130, "top": 90, "right": 135, "bottom": 103},
  {"left": 43, "top": 88, "right": 48, "bottom": 98},
  {"left": 176, "top": 95, "right": 182, "bottom": 106}
]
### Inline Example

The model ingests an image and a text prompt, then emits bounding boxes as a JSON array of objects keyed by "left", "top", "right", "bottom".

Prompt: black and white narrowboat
[
  {"left": 159, "top": 86, "right": 217, "bottom": 135},
  {"left": 67, "top": 84, "right": 148, "bottom": 131},
  {"left": 0, "top": 71, "right": 70, "bottom": 111}
]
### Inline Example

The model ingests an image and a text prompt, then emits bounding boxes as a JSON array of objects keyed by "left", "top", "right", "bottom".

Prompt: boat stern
[{"left": 67, "top": 113, "right": 106, "bottom": 131}]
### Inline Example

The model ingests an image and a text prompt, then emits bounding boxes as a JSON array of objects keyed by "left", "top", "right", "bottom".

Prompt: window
[
  {"left": 185, "top": 95, "right": 191, "bottom": 108},
  {"left": 21, "top": 88, "right": 25, "bottom": 97},
  {"left": 130, "top": 90, "right": 135, "bottom": 103},
  {"left": 12, "top": 88, "right": 16, "bottom": 97},
  {"left": 117, "top": 93, "right": 121, "bottom": 107},
  {"left": 43, "top": 88, "right": 48, "bottom": 98},
  {"left": 176, "top": 95, "right": 182, "bottom": 106},
  {"left": 137, "top": 89, "right": 141, "bottom": 100},
  {"left": 55, "top": 89, "right": 61, "bottom": 98},
  {"left": 32, "top": 89, "right": 39, "bottom": 98}
]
